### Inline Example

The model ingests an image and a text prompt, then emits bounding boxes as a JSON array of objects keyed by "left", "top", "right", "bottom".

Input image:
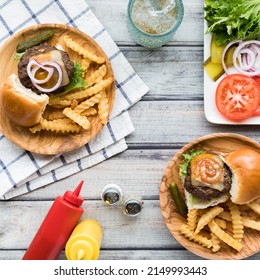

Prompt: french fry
[
  {"left": 227, "top": 201, "right": 244, "bottom": 242},
  {"left": 64, "top": 77, "right": 113, "bottom": 101},
  {"left": 214, "top": 217, "right": 227, "bottom": 229},
  {"left": 195, "top": 206, "right": 224, "bottom": 234},
  {"left": 74, "top": 93, "right": 102, "bottom": 114},
  {"left": 85, "top": 64, "right": 107, "bottom": 86},
  {"left": 187, "top": 209, "right": 199, "bottom": 231},
  {"left": 208, "top": 220, "right": 243, "bottom": 252},
  {"left": 80, "top": 107, "right": 97, "bottom": 117},
  {"left": 63, "top": 107, "right": 90, "bottom": 130},
  {"left": 48, "top": 98, "right": 72, "bottom": 108},
  {"left": 218, "top": 211, "right": 232, "bottom": 222},
  {"left": 63, "top": 35, "right": 105, "bottom": 64},
  {"left": 242, "top": 217, "right": 260, "bottom": 231},
  {"left": 210, "top": 218, "right": 227, "bottom": 253},
  {"left": 81, "top": 58, "right": 91, "bottom": 71},
  {"left": 211, "top": 231, "right": 221, "bottom": 253},
  {"left": 47, "top": 110, "right": 66, "bottom": 120},
  {"left": 247, "top": 201, "right": 260, "bottom": 216},
  {"left": 179, "top": 224, "right": 212, "bottom": 249},
  {"left": 98, "top": 91, "right": 109, "bottom": 124},
  {"left": 29, "top": 118, "right": 81, "bottom": 133},
  {"left": 70, "top": 99, "right": 78, "bottom": 110}
]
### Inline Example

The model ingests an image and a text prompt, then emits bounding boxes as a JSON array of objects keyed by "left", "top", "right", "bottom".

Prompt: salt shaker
[
  {"left": 101, "top": 183, "right": 123, "bottom": 206},
  {"left": 122, "top": 195, "right": 144, "bottom": 217}
]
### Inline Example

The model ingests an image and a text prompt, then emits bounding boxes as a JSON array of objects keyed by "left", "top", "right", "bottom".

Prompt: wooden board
[
  {"left": 0, "top": 24, "right": 115, "bottom": 155},
  {"left": 160, "top": 133, "right": 260, "bottom": 259}
]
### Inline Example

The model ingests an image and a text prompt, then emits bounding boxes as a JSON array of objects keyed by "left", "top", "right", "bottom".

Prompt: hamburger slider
[
  {"left": 18, "top": 42, "right": 74, "bottom": 94},
  {"left": 0, "top": 74, "right": 49, "bottom": 127},
  {"left": 180, "top": 148, "right": 260, "bottom": 209}
]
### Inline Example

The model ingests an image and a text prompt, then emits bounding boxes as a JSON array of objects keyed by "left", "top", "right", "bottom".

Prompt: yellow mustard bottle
[{"left": 65, "top": 219, "right": 103, "bottom": 260}]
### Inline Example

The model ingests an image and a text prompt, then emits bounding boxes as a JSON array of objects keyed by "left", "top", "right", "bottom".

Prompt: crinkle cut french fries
[
  {"left": 179, "top": 199, "right": 260, "bottom": 254},
  {"left": 30, "top": 35, "right": 113, "bottom": 134}
]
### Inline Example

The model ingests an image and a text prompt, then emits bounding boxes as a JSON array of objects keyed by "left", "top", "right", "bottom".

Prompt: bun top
[
  {"left": 225, "top": 148, "right": 260, "bottom": 204},
  {"left": 0, "top": 74, "right": 49, "bottom": 127}
]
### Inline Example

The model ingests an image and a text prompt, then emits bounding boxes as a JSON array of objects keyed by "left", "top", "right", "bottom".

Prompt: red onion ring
[
  {"left": 232, "top": 40, "right": 260, "bottom": 76},
  {"left": 238, "top": 49, "right": 255, "bottom": 71},
  {"left": 26, "top": 59, "right": 63, "bottom": 93},
  {"left": 221, "top": 40, "right": 241, "bottom": 74},
  {"left": 27, "top": 59, "right": 54, "bottom": 84},
  {"left": 222, "top": 40, "right": 260, "bottom": 77}
]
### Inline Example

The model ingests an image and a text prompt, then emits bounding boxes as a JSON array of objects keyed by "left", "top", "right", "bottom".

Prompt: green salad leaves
[
  {"left": 63, "top": 61, "right": 87, "bottom": 94},
  {"left": 204, "top": 0, "right": 260, "bottom": 45},
  {"left": 179, "top": 149, "right": 205, "bottom": 179}
]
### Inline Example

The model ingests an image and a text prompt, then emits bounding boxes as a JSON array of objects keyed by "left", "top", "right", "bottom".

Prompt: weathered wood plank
[
  {"left": 1, "top": 200, "right": 259, "bottom": 260},
  {"left": 1, "top": 249, "right": 259, "bottom": 260},
  {"left": 0, "top": 201, "right": 177, "bottom": 250},
  {"left": 87, "top": 0, "right": 204, "bottom": 44},
  {"left": 13, "top": 149, "right": 173, "bottom": 200},
  {"left": 127, "top": 101, "right": 260, "bottom": 144},
  {"left": 121, "top": 46, "right": 204, "bottom": 100}
]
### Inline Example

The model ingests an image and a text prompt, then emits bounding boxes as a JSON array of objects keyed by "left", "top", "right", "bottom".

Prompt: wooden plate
[
  {"left": 0, "top": 24, "right": 115, "bottom": 155},
  {"left": 160, "top": 133, "right": 260, "bottom": 259}
]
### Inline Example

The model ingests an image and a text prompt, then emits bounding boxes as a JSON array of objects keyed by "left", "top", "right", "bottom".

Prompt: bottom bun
[
  {"left": 185, "top": 190, "right": 229, "bottom": 210},
  {"left": 0, "top": 74, "right": 49, "bottom": 127}
]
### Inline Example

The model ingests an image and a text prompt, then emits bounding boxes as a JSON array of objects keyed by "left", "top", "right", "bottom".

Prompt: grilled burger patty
[
  {"left": 184, "top": 163, "right": 232, "bottom": 200},
  {"left": 18, "top": 43, "right": 74, "bottom": 94}
]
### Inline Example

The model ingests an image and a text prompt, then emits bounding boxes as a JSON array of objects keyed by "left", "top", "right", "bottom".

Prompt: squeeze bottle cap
[
  {"left": 63, "top": 180, "right": 84, "bottom": 206},
  {"left": 70, "top": 240, "right": 95, "bottom": 260}
]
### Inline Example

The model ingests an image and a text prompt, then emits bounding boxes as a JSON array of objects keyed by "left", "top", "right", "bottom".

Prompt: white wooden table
[{"left": 0, "top": 0, "right": 259, "bottom": 260}]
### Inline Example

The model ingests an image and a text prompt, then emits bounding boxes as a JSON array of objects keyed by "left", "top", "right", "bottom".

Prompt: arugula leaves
[
  {"left": 179, "top": 149, "right": 205, "bottom": 179},
  {"left": 204, "top": 0, "right": 260, "bottom": 45}
]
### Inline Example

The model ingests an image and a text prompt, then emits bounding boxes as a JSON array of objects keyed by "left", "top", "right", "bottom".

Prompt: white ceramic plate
[{"left": 203, "top": 22, "right": 260, "bottom": 125}]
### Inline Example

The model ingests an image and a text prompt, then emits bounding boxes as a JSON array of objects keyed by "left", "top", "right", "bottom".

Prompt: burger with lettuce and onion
[{"left": 179, "top": 148, "right": 260, "bottom": 210}]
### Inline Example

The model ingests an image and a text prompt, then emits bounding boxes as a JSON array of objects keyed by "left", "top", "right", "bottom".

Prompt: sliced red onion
[
  {"left": 27, "top": 59, "right": 54, "bottom": 84},
  {"left": 26, "top": 59, "right": 63, "bottom": 93},
  {"left": 221, "top": 40, "right": 241, "bottom": 74},
  {"left": 232, "top": 40, "right": 260, "bottom": 76},
  {"left": 222, "top": 40, "right": 260, "bottom": 77},
  {"left": 238, "top": 49, "right": 256, "bottom": 71}
]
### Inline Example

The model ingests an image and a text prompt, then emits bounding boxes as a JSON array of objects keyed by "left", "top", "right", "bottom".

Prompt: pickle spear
[
  {"left": 170, "top": 182, "right": 188, "bottom": 217},
  {"left": 16, "top": 30, "right": 54, "bottom": 53}
]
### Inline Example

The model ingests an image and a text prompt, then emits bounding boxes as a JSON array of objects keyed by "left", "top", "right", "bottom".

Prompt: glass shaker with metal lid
[{"left": 101, "top": 183, "right": 123, "bottom": 206}]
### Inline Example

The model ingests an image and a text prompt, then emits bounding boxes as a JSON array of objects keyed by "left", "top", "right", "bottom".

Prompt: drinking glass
[{"left": 127, "top": 0, "right": 184, "bottom": 48}]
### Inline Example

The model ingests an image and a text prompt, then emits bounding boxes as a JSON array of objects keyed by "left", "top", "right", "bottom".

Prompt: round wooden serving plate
[
  {"left": 0, "top": 24, "right": 115, "bottom": 155},
  {"left": 160, "top": 133, "right": 260, "bottom": 259}
]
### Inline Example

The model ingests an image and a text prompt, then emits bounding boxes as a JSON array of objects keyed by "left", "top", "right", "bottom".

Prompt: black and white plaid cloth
[{"left": 0, "top": 0, "right": 149, "bottom": 199}]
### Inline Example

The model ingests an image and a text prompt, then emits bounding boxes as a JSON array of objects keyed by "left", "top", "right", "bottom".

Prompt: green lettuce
[
  {"left": 204, "top": 0, "right": 260, "bottom": 45},
  {"left": 179, "top": 149, "right": 205, "bottom": 179},
  {"left": 62, "top": 61, "right": 87, "bottom": 94}
]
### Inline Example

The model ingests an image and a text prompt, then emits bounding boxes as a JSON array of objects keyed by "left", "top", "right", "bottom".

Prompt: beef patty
[
  {"left": 18, "top": 43, "right": 74, "bottom": 94},
  {"left": 183, "top": 164, "right": 232, "bottom": 200}
]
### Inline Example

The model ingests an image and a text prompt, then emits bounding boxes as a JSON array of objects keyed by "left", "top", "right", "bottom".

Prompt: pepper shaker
[
  {"left": 122, "top": 195, "right": 144, "bottom": 217},
  {"left": 101, "top": 183, "right": 123, "bottom": 206}
]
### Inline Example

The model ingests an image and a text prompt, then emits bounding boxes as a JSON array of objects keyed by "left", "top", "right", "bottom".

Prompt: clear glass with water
[{"left": 127, "top": 0, "right": 184, "bottom": 48}]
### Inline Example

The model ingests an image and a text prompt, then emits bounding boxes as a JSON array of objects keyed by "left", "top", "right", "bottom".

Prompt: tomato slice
[
  {"left": 253, "top": 77, "right": 260, "bottom": 91},
  {"left": 215, "top": 74, "right": 260, "bottom": 120}
]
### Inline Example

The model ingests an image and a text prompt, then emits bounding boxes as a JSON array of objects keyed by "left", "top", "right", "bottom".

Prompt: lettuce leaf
[
  {"left": 14, "top": 51, "right": 25, "bottom": 61},
  {"left": 62, "top": 61, "right": 87, "bottom": 94},
  {"left": 50, "top": 61, "right": 87, "bottom": 99},
  {"left": 204, "top": 0, "right": 260, "bottom": 45},
  {"left": 179, "top": 149, "right": 205, "bottom": 179}
]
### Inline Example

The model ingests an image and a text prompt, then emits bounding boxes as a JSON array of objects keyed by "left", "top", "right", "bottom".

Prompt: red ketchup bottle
[{"left": 22, "top": 181, "right": 85, "bottom": 260}]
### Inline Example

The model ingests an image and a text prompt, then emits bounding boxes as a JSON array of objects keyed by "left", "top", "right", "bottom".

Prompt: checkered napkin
[{"left": 0, "top": 0, "right": 149, "bottom": 200}]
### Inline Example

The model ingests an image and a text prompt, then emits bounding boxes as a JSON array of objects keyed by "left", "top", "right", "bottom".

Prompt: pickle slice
[{"left": 16, "top": 30, "right": 54, "bottom": 53}]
